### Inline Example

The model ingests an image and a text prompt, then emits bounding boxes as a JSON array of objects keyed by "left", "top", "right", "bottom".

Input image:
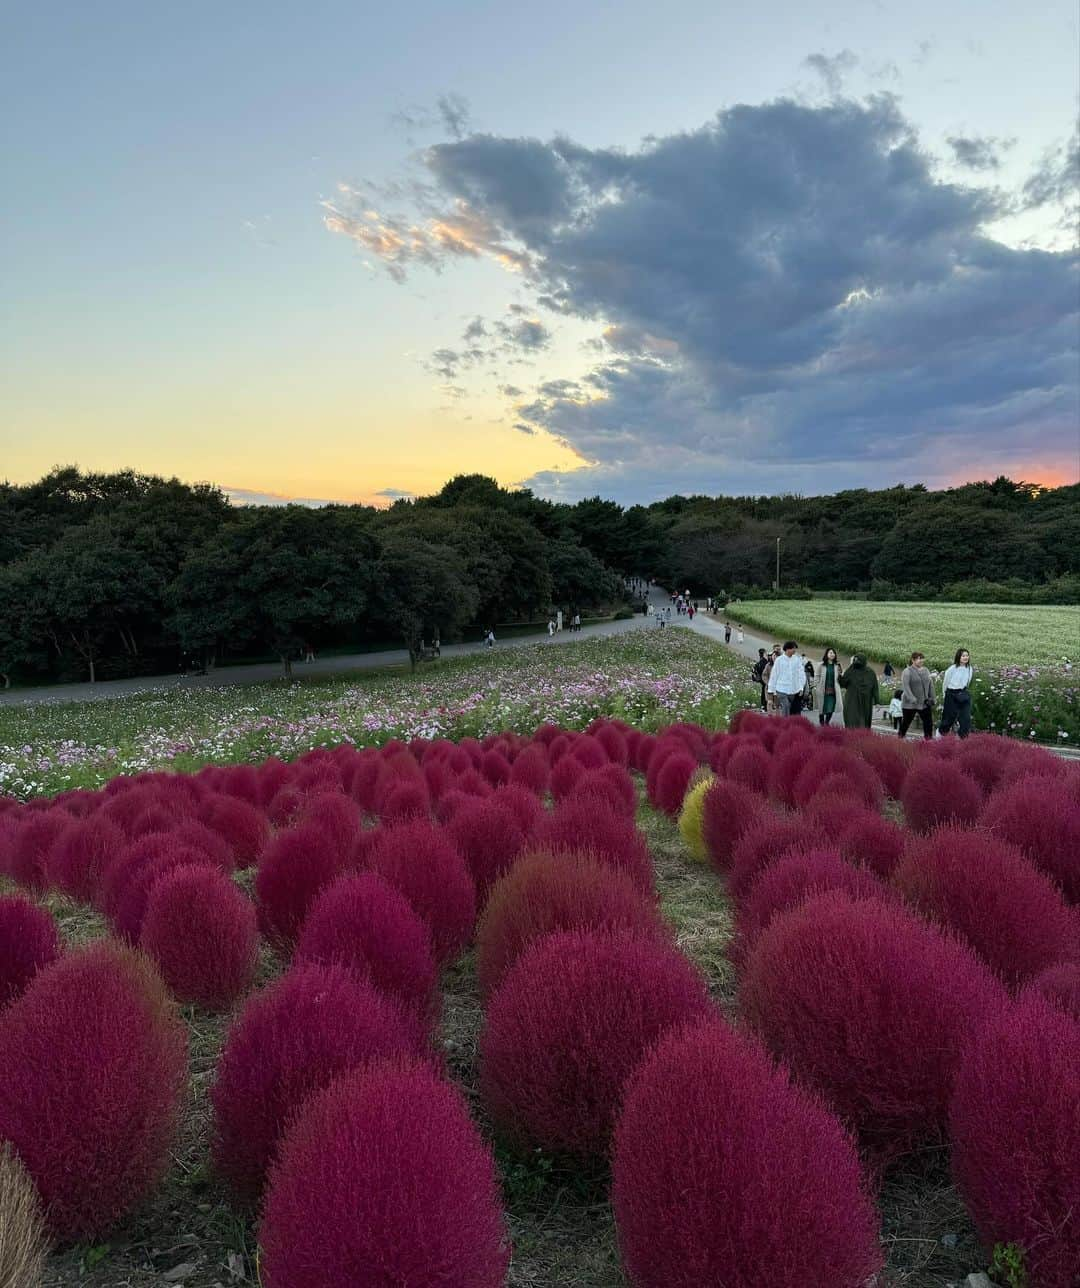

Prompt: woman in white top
[{"left": 938, "top": 648, "right": 973, "bottom": 738}]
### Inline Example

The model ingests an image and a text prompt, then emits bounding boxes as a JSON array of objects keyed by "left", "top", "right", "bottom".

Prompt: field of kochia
[
  {"left": 0, "top": 693, "right": 1077, "bottom": 1287},
  {"left": 728, "top": 600, "right": 1077, "bottom": 670}
]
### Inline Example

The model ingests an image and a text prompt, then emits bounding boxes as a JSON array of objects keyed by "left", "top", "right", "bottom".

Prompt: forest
[{"left": 0, "top": 467, "right": 1076, "bottom": 685}]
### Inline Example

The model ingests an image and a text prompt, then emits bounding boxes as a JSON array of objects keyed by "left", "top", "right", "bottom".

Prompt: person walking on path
[
  {"left": 838, "top": 654, "right": 878, "bottom": 728},
  {"left": 751, "top": 648, "right": 769, "bottom": 711},
  {"left": 815, "top": 647, "right": 844, "bottom": 726},
  {"left": 736, "top": 625, "right": 744, "bottom": 645},
  {"left": 888, "top": 689, "right": 904, "bottom": 730},
  {"left": 939, "top": 648, "right": 974, "bottom": 738},
  {"left": 898, "top": 651, "right": 935, "bottom": 739},
  {"left": 724, "top": 623, "right": 732, "bottom": 645},
  {"left": 761, "top": 644, "right": 782, "bottom": 711},
  {"left": 767, "top": 641, "right": 811, "bottom": 717}
]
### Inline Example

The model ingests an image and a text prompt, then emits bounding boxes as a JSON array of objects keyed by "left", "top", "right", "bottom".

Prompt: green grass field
[{"left": 728, "top": 600, "right": 1078, "bottom": 670}]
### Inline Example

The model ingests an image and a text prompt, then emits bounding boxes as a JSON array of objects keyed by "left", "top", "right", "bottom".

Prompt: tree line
[{"left": 1, "top": 467, "right": 1075, "bottom": 685}]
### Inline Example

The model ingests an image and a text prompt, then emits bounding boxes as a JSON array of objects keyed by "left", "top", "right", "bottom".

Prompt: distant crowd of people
[{"left": 746, "top": 640, "right": 974, "bottom": 738}]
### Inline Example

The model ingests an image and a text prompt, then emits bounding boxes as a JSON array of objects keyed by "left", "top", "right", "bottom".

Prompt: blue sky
[{"left": 2, "top": 0, "right": 1077, "bottom": 504}]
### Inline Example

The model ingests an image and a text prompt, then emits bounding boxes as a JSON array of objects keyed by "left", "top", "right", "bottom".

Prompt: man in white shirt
[{"left": 767, "top": 641, "right": 810, "bottom": 717}]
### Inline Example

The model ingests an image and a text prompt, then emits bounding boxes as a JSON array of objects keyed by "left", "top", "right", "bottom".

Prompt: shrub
[
  {"left": 901, "top": 758, "right": 984, "bottom": 834},
  {"left": 735, "top": 850, "right": 885, "bottom": 962},
  {"left": 490, "top": 783, "right": 544, "bottom": 837},
  {"left": 111, "top": 844, "right": 219, "bottom": 944},
  {"left": 0, "top": 942, "right": 186, "bottom": 1240},
  {"left": 476, "top": 851, "right": 666, "bottom": 998},
  {"left": 894, "top": 827, "right": 1077, "bottom": 985},
  {"left": 792, "top": 752, "right": 882, "bottom": 811},
  {"left": 295, "top": 874, "right": 439, "bottom": 1032},
  {"left": 549, "top": 752, "right": 586, "bottom": 802},
  {"left": 140, "top": 865, "right": 258, "bottom": 1010},
  {"left": 45, "top": 813, "right": 123, "bottom": 904},
  {"left": 612, "top": 1018, "right": 883, "bottom": 1288},
  {"left": 8, "top": 811, "right": 69, "bottom": 893},
  {"left": 0, "top": 1142, "right": 47, "bottom": 1288},
  {"left": 299, "top": 792, "right": 360, "bottom": 861},
  {"left": 535, "top": 798, "right": 655, "bottom": 894},
  {"left": 741, "top": 893, "right": 1003, "bottom": 1153},
  {"left": 803, "top": 793, "right": 872, "bottom": 838},
  {"left": 593, "top": 724, "right": 629, "bottom": 766},
  {"left": 260, "top": 1060, "right": 509, "bottom": 1288},
  {"left": 480, "top": 749, "right": 512, "bottom": 788},
  {"left": 650, "top": 751, "right": 698, "bottom": 816},
  {"left": 700, "top": 779, "right": 768, "bottom": 873},
  {"left": 838, "top": 812, "right": 906, "bottom": 880},
  {"left": 199, "top": 795, "right": 269, "bottom": 868},
  {"left": 364, "top": 821, "right": 477, "bottom": 965},
  {"left": 729, "top": 817, "right": 825, "bottom": 901},
  {"left": 765, "top": 745, "right": 810, "bottom": 808},
  {"left": 678, "top": 775, "right": 715, "bottom": 862},
  {"left": 211, "top": 963, "right": 424, "bottom": 1201},
  {"left": 851, "top": 735, "right": 912, "bottom": 798},
  {"left": 724, "top": 743, "right": 772, "bottom": 796},
  {"left": 0, "top": 895, "right": 61, "bottom": 1008},
  {"left": 508, "top": 745, "right": 550, "bottom": 796},
  {"left": 982, "top": 775, "right": 1080, "bottom": 903},
  {"left": 1023, "top": 962, "right": 1080, "bottom": 1021},
  {"left": 480, "top": 929, "right": 711, "bottom": 1156},
  {"left": 950, "top": 993, "right": 1080, "bottom": 1288},
  {"left": 445, "top": 799, "right": 526, "bottom": 904},
  {"left": 379, "top": 779, "right": 432, "bottom": 824},
  {"left": 255, "top": 822, "right": 345, "bottom": 951},
  {"left": 567, "top": 763, "right": 637, "bottom": 818}
]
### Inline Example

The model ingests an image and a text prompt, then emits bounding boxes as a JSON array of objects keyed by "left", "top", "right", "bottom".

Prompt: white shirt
[
  {"left": 767, "top": 652, "right": 809, "bottom": 695},
  {"left": 942, "top": 664, "right": 973, "bottom": 691}
]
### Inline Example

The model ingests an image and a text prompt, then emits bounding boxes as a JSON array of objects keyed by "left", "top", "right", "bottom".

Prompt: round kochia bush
[
  {"left": 729, "top": 816, "right": 825, "bottom": 901},
  {"left": 255, "top": 822, "right": 345, "bottom": 951},
  {"left": 535, "top": 797, "right": 655, "bottom": 894},
  {"left": 295, "top": 873, "right": 439, "bottom": 1032},
  {"left": 211, "top": 962, "right": 425, "bottom": 1202},
  {"left": 445, "top": 798, "right": 526, "bottom": 904},
  {"left": 950, "top": 993, "right": 1080, "bottom": 1288},
  {"left": 893, "top": 826, "right": 1077, "bottom": 986},
  {"left": 0, "top": 941, "right": 187, "bottom": 1240},
  {"left": 700, "top": 778, "right": 767, "bottom": 873},
  {"left": 259, "top": 1059, "right": 510, "bottom": 1288},
  {"left": 900, "top": 758, "right": 983, "bottom": 834},
  {"left": 46, "top": 813, "right": 123, "bottom": 904},
  {"left": 140, "top": 865, "right": 258, "bottom": 1010},
  {"left": 981, "top": 774, "right": 1080, "bottom": 903},
  {"left": 476, "top": 850, "right": 666, "bottom": 998},
  {"left": 1024, "top": 962, "right": 1080, "bottom": 1021},
  {"left": 480, "top": 929, "right": 712, "bottom": 1156},
  {"left": 740, "top": 893, "right": 1004, "bottom": 1154},
  {"left": 0, "top": 894, "right": 61, "bottom": 1007},
  {"left": 612, "top": 1018, "right": 883, "bottom": 1288},
  {"left": 364, "top": 820, "right": 477, "bottom": 965}
]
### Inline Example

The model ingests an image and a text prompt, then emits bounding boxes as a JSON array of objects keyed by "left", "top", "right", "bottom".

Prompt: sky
[{"left": 2, "top": 0, "right": 1078, "bottom": 507}]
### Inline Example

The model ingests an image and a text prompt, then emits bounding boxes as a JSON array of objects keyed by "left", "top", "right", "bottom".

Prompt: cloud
[
  {"left": 375, "top": 487, "right": 415, "bottom": 499},
  {"left": 331, "top": 93, "right": 1078, "bottom": 502},
  {"left": 1022, "top": 128, "right": 1080, "bottom": 209},
  {"left": 804, "top": 50, "right": 858, "bottom": 95},
  {"left": 947, "top": 134, "right": 1013, "bottom": 171},
  {"left": 225, "top": 487, "right": 336, "bottom": 507},
  {"left": 437, "top": 93, "right": 471, "bottom": 140}
]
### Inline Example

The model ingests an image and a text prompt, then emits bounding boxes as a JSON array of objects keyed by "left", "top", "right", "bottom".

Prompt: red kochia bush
[
  {"left": 700, "top": 779, "right": 768, "bottom": 873},
  {"left": 445, "top": 799, "right": 526, "bottom": 904},
  {"left": 0, "top": 895, "right": 60, "bottom": 1006},
  {"left": 46, "top": 813, "right": 123, "bottom": 903},
  {"left": 724, "top": 742, "right": 773, "bottom": 795},
  {"left": 1024, "top": 962, "right": 1080, "bottom": 1021},
  {"left": 612, "top": 1019, "right": 883, "bottom": 1288},
  {"left": 295, "top": 874, "right": 439, "bottom": 1032},
  {"left": 567, "top": 763, "right": 638, "bottom": 818},
  {"left": 851, "top": 734, "right": 912, "bottom": 798},
  {"left": 490, "top": 783, "right": 544, "bottom": 837},
  {"left": 364, "top": 820, "right": 476, "bottom": 965},
  {"left": 111, "top": 843, "right": 221, "bottom": 944},
  {"left": 838, "top": 811, "right": 906, "bottom": 880},
  {"left": 0, "top": 941, "right": 186, "bottom": 1239},
  {"left": 476, "top": 850, "right": 666, "bottom": 998},
  {"left": 893, "top": 827, "right": 1077, "bottom": 986},
  {"left": 741, "top": 893, "right": 1003, "bottom": 1153},
  {"left": 549, "top": 751, "right": 587, "bottom": 802},
  {"left": 508, "top": 744, "right": 550, "bottom": 796},
  {"left": 729, "top": 816, "right": 826, "bottom": 901},
  {"left": 255, "top": 822, "right": 345, "bottom": 951},
  {"left": 8, "top": 809, "right": 69, "bottom": 892},
  {"left": 735, "top": 850, "right": 886, "bottom": 962},
  {"left": 535, "top": 797, "right": 655, "bottom": 894},
  {"left": 480, "top": 749, "right": 512, "bottom": 787},
  {"left": 982, "top": 775, "right": 1080, "bottom": 903},
  {"left": 260, "top": 1060, "right": 510, "bottom": 1288},
  {"left": 901, "top": 758, "right": 984, "bottom": 833},
  {"left": 650, "top": 751, "right": 698, "bottom": 816},
  {"left": 211, "top": 963, "right": 424, "bottom": 1201},
  {"left": 140, "top": 865, "right": 258, "bottom": 1009},
  {"left": 792, "top": 751, "right": 882, "bottom": 811},
  {"left": 950, "top": 993, "right": 1080, "bottom": 1288},
  {"left": 199, "top": 794, "right": 269, "bottom": 868},
  {"left": 480, "top": 929, "right": 712, "bottom": 1156},
  {"left": 299, "top": 792, "right": 359, "bottom": 860}
]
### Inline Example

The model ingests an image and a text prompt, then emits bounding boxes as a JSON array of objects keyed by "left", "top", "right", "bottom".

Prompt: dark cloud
[
  {"left": 437, "top": 93, "right": 471, "bottom": 140},
  {"left": 1022, "top": 128, "right": 1080, "bottom": 209},
  {"left": 514, "top": 422, "right": 537, "bottom": 435},
  {"left": 375, "top": 488, "right": 415, "bottom": 499},
  {"left": 332, "top": 93, "right": 1078, "bottom": 501},
  {"left": 804, "top": 50, "right": 858, "bottom": 95},
  {"left": 463, "top": 316, "right": 487, "bottom": 341},
  {"left": 947, "top": 134, "right": 1012, "bottom": 171}
]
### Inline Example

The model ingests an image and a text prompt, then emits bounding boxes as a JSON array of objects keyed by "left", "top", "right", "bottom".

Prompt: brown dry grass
[{"left": 0, "top": 1142, "right": 47, "bottom": 1288}]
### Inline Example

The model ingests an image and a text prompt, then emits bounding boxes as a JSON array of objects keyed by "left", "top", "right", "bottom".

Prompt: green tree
[{"left": 372, "top": 536, "right": 478, "bottom": 669}]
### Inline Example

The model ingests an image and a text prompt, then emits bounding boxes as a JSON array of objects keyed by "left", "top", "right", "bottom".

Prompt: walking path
[{"left": 0, "top": 609, "right": 657, "bottom": 708}]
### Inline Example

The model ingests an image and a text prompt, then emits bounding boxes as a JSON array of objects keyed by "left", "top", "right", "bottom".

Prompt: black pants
[
  {"left": 898, "top": 705, "right": 933, "bottom": 739},
  {"left": 939, "top": 688, "right": 972, "bottom": 738},
  {"left": 759, "top": 683, "right": 768, "bottom": 711}
]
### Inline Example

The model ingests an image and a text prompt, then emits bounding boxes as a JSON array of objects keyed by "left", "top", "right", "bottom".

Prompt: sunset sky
[{"left": 2, "top": 0, "right": 1077, "bottom": 506}]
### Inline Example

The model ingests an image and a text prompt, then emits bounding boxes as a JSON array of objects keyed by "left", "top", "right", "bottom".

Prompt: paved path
[{"left": 0, "top": 607, "right": 660, "bottom": 708}]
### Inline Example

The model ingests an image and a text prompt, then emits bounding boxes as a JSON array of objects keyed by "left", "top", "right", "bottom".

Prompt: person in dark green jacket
[{"left": 838, "top": 654, "right": 879, "bottom": 728}]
